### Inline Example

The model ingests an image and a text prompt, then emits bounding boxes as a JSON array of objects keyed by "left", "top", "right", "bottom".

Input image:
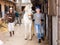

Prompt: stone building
[{"left": 0, "top": 0, "right": 18, "bottom": 18}]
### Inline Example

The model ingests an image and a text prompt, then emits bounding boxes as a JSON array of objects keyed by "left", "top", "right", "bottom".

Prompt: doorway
[{"left": 21, "top": 6, "right": 25, "bottom": 11}]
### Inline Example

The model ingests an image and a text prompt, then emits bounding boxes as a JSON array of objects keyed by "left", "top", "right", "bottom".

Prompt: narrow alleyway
[{"left": 0, "top": 24, "right": 48, "bottom": 45}]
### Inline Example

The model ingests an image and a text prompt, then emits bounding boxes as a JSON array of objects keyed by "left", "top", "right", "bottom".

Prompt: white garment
[{"left": 8, "top": 22, "right": 15, "bottom": 32}]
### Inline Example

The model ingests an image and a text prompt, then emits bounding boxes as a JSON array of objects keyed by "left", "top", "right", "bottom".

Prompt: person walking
[
  {"left": 5, "top": 7, "right": 15, "bottom": 37},
  {"left": 15, "top": 11, "right": 20, "bottom": 25},
  {"left": 33, "top": 6, "right": 43, "bottom": 43}
]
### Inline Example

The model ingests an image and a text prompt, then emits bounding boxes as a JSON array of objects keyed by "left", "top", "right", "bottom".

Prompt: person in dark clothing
[
  {"left": 15, "top": 11, "right": 20, "bottom": 25},
  {"left": 5, "top": 8, "right": 15, "bottom": 37}
]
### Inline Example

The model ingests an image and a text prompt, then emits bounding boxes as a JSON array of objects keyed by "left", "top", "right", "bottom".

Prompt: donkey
[{"left": 23, "top": 4, "right": 33, "bottom": 40}]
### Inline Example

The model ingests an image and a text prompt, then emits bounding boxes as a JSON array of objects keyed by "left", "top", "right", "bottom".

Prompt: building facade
[
  {"left": 0, "top": 0, "right": 18, "bottom": 18},
  {"left": 16, "top": 0, "right": 31, "bottom": 12}
]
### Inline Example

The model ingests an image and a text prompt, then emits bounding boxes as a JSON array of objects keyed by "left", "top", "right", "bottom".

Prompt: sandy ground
[{"left": 0, "top": 24, "right": 48, "bottom": 45}]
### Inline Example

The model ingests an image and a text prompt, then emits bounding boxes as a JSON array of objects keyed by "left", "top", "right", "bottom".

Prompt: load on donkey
[{"left": 0, "top": 18, "right": 7, "bottom": 32}]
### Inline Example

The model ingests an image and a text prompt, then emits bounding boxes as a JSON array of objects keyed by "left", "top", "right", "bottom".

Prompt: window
[
  {"left": 5, "top": 5, "right": 9, "bottom": 13},
  {"left": 16, "top": 0, "right": 18, "bottom": 3},
  {"left": 22, "top": 6, "right": 25, "bottom": 11},
  {"left": 22, "top": 0, "right": 31, "bottom": 3}
]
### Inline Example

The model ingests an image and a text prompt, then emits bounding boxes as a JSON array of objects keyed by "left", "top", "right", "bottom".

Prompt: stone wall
[{"left": 58, "top": 0, "right": 60, "bottom": 45}]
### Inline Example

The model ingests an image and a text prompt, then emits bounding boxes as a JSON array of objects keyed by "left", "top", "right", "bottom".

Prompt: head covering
[{"left": 35, "top": 6, "right": 40, "bottom": 9}]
